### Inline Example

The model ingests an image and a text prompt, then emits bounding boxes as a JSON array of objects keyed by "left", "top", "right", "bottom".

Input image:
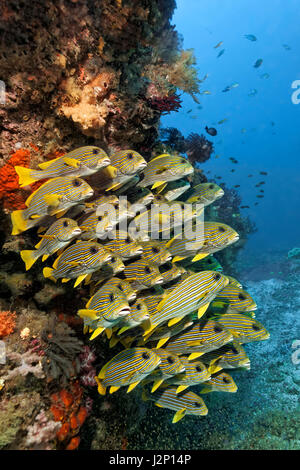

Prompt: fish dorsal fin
[
  {"left": 35, "top": 239, "right": 43, "bottom": 249},
  {"left": 38, "top": 157, "right": 61, "bottom": 169},
  {"left": 63, "top": 157, "right": 80, "bottom": 168},
  {"left": 156, "top": 295, "right": 171, "bottom": 311},
  {"left": 197, "top": 303, "right": 210, "bottom": 319},
  {"left": 151, "top": 379, "right": 164, "bottom": 393},
  {"left": 168, "top": 316, "right": 184, "bottom": 327},
  {"left": 176, "top": 385, "right": 188, "bottom": 394},
  {"left": 127, "top": 381, "right": 141, "bottom": 393},
  {"left": 53, "top": 252, "right": 64, "bottom": 269},
  {"left": 89, "top": 326, "right": 105, "bottom": 340},
  {"left": 149, "top": 154, "right": 170, "bottom": 162},
  {"left": 192, "top": 253, "right": 210, "bottom": 262},
  {"left": 142, "top": 323, "right": 157, "bottom": 337},
  {"left": 110, "top": 386, "right": 120, "bottom": 394},
  {"left": 155, "top": 182, "right": 168, "bottom": 193},
  {"left": 172, "top": 408, "right": 186, "bottom": 424},
  {"left": 172, "top": 256, "right": 186, "bottom": 263},
  {"left": 86, "top": 294, "right": 95, "bottom": 308}
]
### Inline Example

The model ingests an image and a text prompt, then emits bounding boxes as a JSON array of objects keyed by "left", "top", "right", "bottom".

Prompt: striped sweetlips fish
[
  {"left": 144, "top": 271, "right": 229, "bottom": 334},
  {"left": 159, "top": 179, "right": 191, "bottom": 201},
  {"left": 214, "top": 285, "right": 257, "bottom": 314},
  {"left": 89, "top": 252, "right": 125, "bottom": 286},
  {"left": 137, "top": 154, "right": 194, "bottom": 191},
  {"left": 164, "top": 356, "right": 211, "bottom": 393},
  {"left": 140, "top": 240, "right": 172, "bottom": 266},
  {"left": 95, "top": 347, "right": 161, "bottom": 394},
  {"left": 183, "top": 183, "right": 224, "bottom": 206},
  {"left": 142, "top": 386, "right": 208, "bottom": 423},
  {"left": 126, "top": 187, "right": 154, "bottom": 214},
  {"left": 20, "top": 218, "right": 81, "bottom": 270},
  {"left": 116, "top": 299, "right": 150, "bottom": 335},
  {"left": 124, "top": 259, "right": 163, "bottom": 291},
  {"left": 11, "top": 176, "right": 94, "bottom": 235},
  {"left": 164, "top": 320, "right": 233, "bottom": 360},
  {"left": 141, "top": 315, "right": 194, "bottom": 349},
  {"left": 102, "top": 277, "right": 137, "bottom": 303},
  {"left": 226, "top": 275, "right": 243, "bottom": 288},
  {"left": 143, "top": 349, "right": 185, "bottom": 393},
  {"left": 216, "top": 313, "right": 270, "bottom": 343},
  {"left": 167, "top": 221, "right": 239, "bottom": 263},
  {"left": 14, "top": 146, "right": 111, "bottom": 188},
  {"left": 78, "top": 285, "right": 131, "bottom": 340},
  {"left": 42, "top": 240, "right": 112, "bottom": 286},
  {"left": 89, "top": 149, "right": 147, "bottom": 192},
  {"left": 103, "top": 230, "right": 143, "bottom": 260},
  {"left": 159, "top": 262, "right": 186, "bottom": 285},
  {"left": 201, "top": 341, "right": 251, "bottom": 374},
  {"left": 200, "top": 371, "right": 237, "bottom": 394}
]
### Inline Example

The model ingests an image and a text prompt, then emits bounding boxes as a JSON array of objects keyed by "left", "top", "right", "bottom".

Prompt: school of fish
[{"left": 11, "top": 145, "right": 270, "bottom": 424}]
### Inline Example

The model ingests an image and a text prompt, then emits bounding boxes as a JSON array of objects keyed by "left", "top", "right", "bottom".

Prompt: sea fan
[{"left": 185, "top": 133, "right": 214, "bottom": 164}]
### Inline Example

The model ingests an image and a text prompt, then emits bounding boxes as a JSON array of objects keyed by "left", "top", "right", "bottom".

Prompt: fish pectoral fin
[
  {"left": 172, "top": 256, "right": 186, "bottom": 263},
  {"left": 151, "top": 379, "right": 164, "bottom": 393},
  {"left": 77, "top": 309, "right": 99, "bottom": 320},
  {"left": 155, "top": 182, "right": 168, "bottom": 193},
  {"left": 200, "top": 387, "right": 212, "bottom": 394},
  {"left": 197, "top": 303, "right": 210, "bottom": 319},
  {"left": 118, "top": 326, "right": 130, "bottom": 335},
  {"left": 172, "top": 408, "right": 186, "bottom": 424},
  {"left": 168, "top": 317, "right": 184, "bottom": 327},
  {"left": 55, "top": 209, "right": 68, "bottom": 218},
  {"left": 89, "top": 327, "right": 105, "bottom": 340},
  {"left": 208, "top": 364, "right": 222, "bottom": 375},
  {"left": 110, "top": 386, "right": 120, "bottom": 394},
  {"left": 142, "top": 323, "right": 157, "bottom": 337},
  {"left": 44, "top": 194, "right": 62, "bottom": 208},
  {"left": 62, "top": 278, "right": 71, "bottom": 283},
  {"left": 176, "top": 385, "right": 188, "bottom": 394},
  {"left": 188, "top": 352, "right": 204, "bottom": 361},
  {"left": 156, "top": 337, "right": 170, "bottom": 349},
  {"left": 127, "top": 381, "right": 141, "bottom": 393},
  {"left": 42, "top": 254, "right": 49, "bottom": 262},
  {"left": 74, "top": 274, "right": 88, "bottom": 287},
  {"left": 63, "top": 157, "right": 80, "bottom": 168},
  {"left": 151, "top": 181, "right": 166, "bottom": 190},
  {"left": 192, "top": 253, "right": 210, "bottom": 262},
  {"left": 109, "top": 336, "right": 119, "bottom": 348},
  {"left": 105, "top": 328, "right": 113, "bottom": 339}
]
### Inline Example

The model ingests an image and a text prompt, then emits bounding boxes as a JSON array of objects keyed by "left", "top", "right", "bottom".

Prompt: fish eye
[
  {"left": 109, "top": 293, "right": 114, "bottom": 302},
  {"left": 144, "top": 266, "right": 151, "bottom": 274},
  {"left": 196, "top": 365, "right": 202, "bottom": 372},
  {"left": 167, "top": 356, "right": 175, "bottom": 364},
  {"left": 127, "top": 153, "right": 133, "bottom": 160},
  {"left": 111, "top": 257, "right": 116, "bottom": 263},
  {"left": 125, "top": 237, "right": 131, "bottom": 244},
  {"left": 214, "top": 325, "right": 223, "bottom": 333},
  {"left": 194, "top": 402, "right": 201, "bottom": 408},
  {"left": 63, "top": 221, "right": 69, "bottom": 227},
  {"left": 136, "top": 303, "right": 141, "bottom": 310},
  {"left": 222, "top": 376, "right": 230, "bottom": 384},
  {"left": 238, "top": 293, "right": 246, "bottom": 300},
  {"left": 252, "top": 323, "right": 261, "bottom": 331},
  {"left": 142, "top": 352, "right": 149, "bottom": 360},
  {"left": 73, "top": 178, "right": 82, "bottom": 187},
  {"left": 213, "top": 273, "right": 221, "bottom": 281},
  {"left": 231, "top": 347, "right": 239, "bottom": 354},
  {"left": 114, "top": 202, "right": 119, "bottom": 208},
  {"left": 118, "top": 284, "right": 123, "bottom": 291},
  {"left": 90, "top": 246, "right": 99, "bottom": 254},
  {"left": 152, "top": 247, "right": 159, "bottom": 253},
  {"left": 218, "top": 226, "right": 226, "bottom": 233},
  {"left": 92, "top": 149, "right": 99, "bottom": 155},
  {"left": 209, "top": 184, "right": 214, "bottom": 189},
  {"left": 98, "top": 215, "right": 103, "bottom": 221}
]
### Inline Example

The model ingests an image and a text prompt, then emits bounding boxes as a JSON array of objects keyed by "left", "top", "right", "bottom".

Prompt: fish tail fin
[
  {"left": 11, "top": 210, "right": 28, "bottom": 235},
  {"left": 20, "top": 250, "right": 39, "bottom": 271},
  {"left": 43, "top": 267, "right": 56, "bottom": 282},
  {"left": 15, "top": 166, "right": 37, "bottom": 187}
]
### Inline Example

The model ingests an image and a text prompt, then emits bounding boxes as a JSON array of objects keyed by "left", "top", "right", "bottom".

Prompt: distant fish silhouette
[
  {"left": 254, "top": 59, "right": 263, "bottom": 68},
  {"left": 244, "top": 34, "right": 257, "bottom": 42},
  {"left": 217, "top": 49, "right": 225, "bottom": 58},
  {"left": 260, "top": 171, "right": 268, "bottom": 175},
  {"left": 205, "top": 126, "right": 217, "bottom": 136}
]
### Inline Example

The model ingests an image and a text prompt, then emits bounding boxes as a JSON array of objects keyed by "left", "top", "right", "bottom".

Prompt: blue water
[{"left": 162, "top": 0, "right": 300, "bottom": 255}]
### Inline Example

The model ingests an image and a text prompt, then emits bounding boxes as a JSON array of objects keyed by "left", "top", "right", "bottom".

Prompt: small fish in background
[
  {"left": 218, "top": 118, "right": 228, "bottom": 125},
  {"left": 214, "top": 41, "right": 223, "bottom": 49},
  {"left": 241, "top": 205, "right": 250, "bottom": 209},
  {"left": 205, "top": 126, "right": 217, "bottom": 136},
  {"left": 201, "top": 90, "right": 212, "bottom": 95},
  {"left": 230, "top": 169, "right": 235, "bottom": 173},
  {"left": 260, "top": 171, "right": 268, "bottom": 175},
  {"left": 283, "top": 44, "right": 291, "bottom": 50},
  {"left": 241, "top": 128, "right": 247, "bottom": 133},
  {"left": 215, "top": 154, "right": 220, "bottom": 159},
  {"left": 244, "top": 34, "right": 257, "bottom": 41},
  {"left": 254, "top": 202, "right": 259, "bottom": 206},
  {"left": 253, "top": 59, "right": 263, "bottom": 68},
  {"left": 270, "top": 121, "right": 275, "bottom": 127},
  {"left": 260, "top": 73, "right": 270, "bottom": 79},
  {"left": 222, "top": 83, "right": 239, "bottom": 93},
  {"left": 256, "top": 195, "right": 264, "bottom": 198},
  {"left": 229, "top": 157, "right": 238, "bottom": 164},
  {"left": 187, "top": 109, "right": 192, "bottom": 114},
  {"left": 248, "top": 174, "right": 253, "bottom": 177},
  {"left": 259, "top": 181, "right": 265, "bottom": 185},
  {"left": 259, "top": 190, "right": 264, "bottom": 193},
  {"left": 217, "top": 49, "right": 225, "bottom": 58},
  {"left": 197, "top": 105, "right": 203, "bottom": 110},
  {"left": 248, "top": 89, "right": 258, "bottom": 97},
  {"left": 234, "top": 185, "right": 240, "bottom": 188}
]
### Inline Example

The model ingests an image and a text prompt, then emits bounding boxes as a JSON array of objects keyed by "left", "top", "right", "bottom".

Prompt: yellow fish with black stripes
[
  {"left": 11, "top": 176, "right": 94, "bottom": 235},
  {"left": 20, "top": 218, "right": 81, "bottom": 270},
  {"left": 14, "top": 146, "right": 111, "bottom": 188}
]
